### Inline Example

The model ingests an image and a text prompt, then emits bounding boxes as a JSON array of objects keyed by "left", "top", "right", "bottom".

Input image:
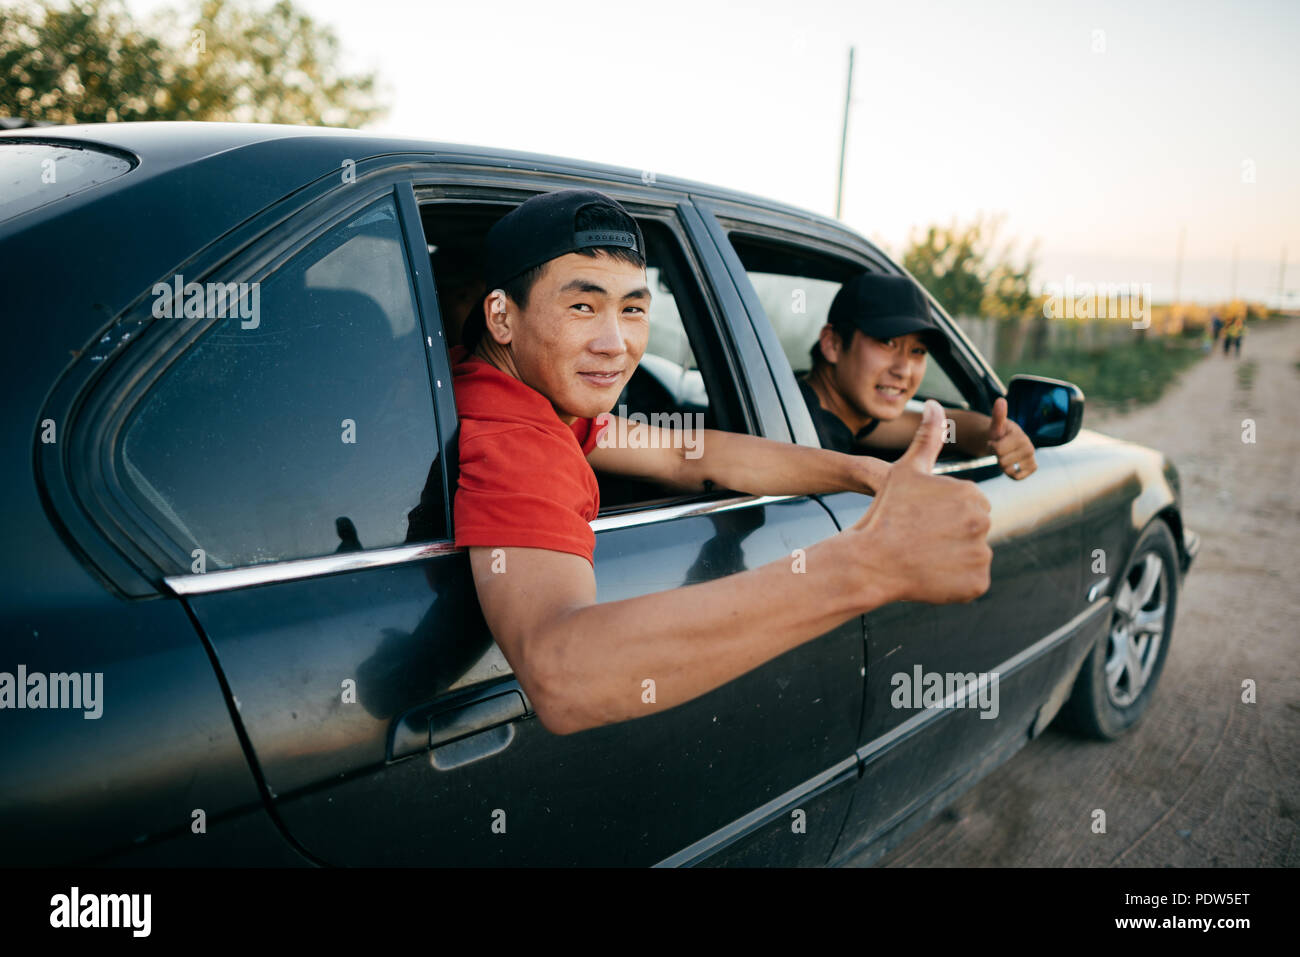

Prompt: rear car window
[
  {"left": 118, "top": 195, "right": 444, "bottom": 570},
  {"left": 0, "top": 140, "right": 135, "bottom": 224}
]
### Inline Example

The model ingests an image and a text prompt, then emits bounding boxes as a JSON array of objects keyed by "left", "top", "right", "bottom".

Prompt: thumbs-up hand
[
  {"left": 989, "top": 397, "right": 1010, "bottom": 441},
  {"left": 986, "top": 396, "right": 1037, "bottom": 480},
  {"left": 896, "top": 397, "right": 948, "bottom": 474},
  {"left": 849, "top": 401, "right": 992, "bottom": 605}
]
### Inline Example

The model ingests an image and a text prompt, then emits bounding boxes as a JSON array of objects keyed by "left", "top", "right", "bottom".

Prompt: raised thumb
[
  {"left": 897, "top": 399, "right": 945, "bottom": 473},
  {"left": 989, "top": 396, "right": 1009, "bottom": 439}
]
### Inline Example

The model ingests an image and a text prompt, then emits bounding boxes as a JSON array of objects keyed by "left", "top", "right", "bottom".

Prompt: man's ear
[
  {"left": 818, "top": 324, "right": 841, "bottom": 364},
  {"left": 483, "top": 288, "right": 513, "bottom": 346}
]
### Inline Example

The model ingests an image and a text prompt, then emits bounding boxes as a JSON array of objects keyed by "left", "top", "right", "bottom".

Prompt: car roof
[
  {"left": 0, "top": 121, "right": 841, "bottom": 229},
  {"left": 0, "top": 122, "right": 865, "bottom": 405}
]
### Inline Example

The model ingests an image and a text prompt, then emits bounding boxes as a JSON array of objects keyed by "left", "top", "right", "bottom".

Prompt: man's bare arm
[
  {"left": 860, "top": 407, "right": 990, "bottom": 456},
  {"left": 859, "top": 399, "right": 1037, "bottom": 479},
  {"left": 474, "top": 402, "right": 991, "bottom": 736},
  {"left": 470, "top": 537, "right": 875, "bottom": 735},
  {"left": 585, "top": 417, "right": 889, "bottom": 495}
]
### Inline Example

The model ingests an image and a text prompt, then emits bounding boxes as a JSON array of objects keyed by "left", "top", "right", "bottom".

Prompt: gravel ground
[{"left": 869, "top": 317, "right": 1300, "bottom": 867}]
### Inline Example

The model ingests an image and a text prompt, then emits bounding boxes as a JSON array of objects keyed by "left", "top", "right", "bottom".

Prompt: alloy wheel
[{"left": 1105, "top": 552, "right": 1168, "bottom": 708}]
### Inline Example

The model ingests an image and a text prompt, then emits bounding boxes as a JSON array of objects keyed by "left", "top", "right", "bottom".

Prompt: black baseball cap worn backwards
[
  {"left": 828, "top": 272, "right": 949, "bottom": 352},
  {"left": 483, "top": 189, "right": 645, "bottom": 289}
]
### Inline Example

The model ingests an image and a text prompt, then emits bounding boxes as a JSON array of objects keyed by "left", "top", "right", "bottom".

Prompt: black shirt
[{"left": 797, "top": 376, "right": 879, "bottom": 454}]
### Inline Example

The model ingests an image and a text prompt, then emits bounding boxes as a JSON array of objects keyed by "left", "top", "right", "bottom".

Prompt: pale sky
[{"left": 126, "top": 0, "right": 1300, "bottom": 305}]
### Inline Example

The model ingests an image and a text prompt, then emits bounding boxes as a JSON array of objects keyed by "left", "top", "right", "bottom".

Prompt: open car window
[
  {"left": 418, "top": 197, "right": 745, "bottom": 514},
  {"left": 722, "top": 229, "right": 987, "bottom": 462},
  {"left": 725, "top": 232, "right": 969, "bottom": 409}
]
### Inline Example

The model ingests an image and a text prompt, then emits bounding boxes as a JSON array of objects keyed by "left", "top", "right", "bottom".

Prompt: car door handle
[
  {"left": 389, "top": 685, "right": 529, "bottom": 762},
  {"left": 430, "top": 691, "right": 526, "bottom": 747}
]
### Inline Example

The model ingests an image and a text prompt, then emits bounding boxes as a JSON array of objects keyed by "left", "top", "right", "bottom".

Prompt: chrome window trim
[
  {"left": 589, "top": 493, "right": 798, "bottom": 532},
  {"left": 164, "top": 493, "right": 803, "bottom": 595},
  {"left": 932, "top": 454, "right": 998, "bottom": 475},
  {"left": 164, "top": 541, "right": 463, "bottom": 595},
  {"left": 163, "top": 468, "right": 1016, "bottom": 595}
]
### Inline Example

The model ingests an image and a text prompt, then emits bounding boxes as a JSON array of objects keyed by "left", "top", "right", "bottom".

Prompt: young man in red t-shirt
[{"left": 451, "top": 189, "right": 993, "bottom": 735}]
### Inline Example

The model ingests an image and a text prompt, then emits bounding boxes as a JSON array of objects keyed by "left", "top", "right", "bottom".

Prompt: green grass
[{"left": 996, "top": 338, "right": 1204, "bottom": 412}]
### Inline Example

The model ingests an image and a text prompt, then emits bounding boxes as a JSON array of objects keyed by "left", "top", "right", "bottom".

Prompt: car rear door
[{"left": 92, "top": 164, "right": 863, "bottom": 866}]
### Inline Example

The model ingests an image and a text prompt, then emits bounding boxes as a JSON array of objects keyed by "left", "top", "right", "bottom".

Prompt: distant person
[
  {"left": 799, "top": 272, "right": 1037, "bottom": 480},
  {"left": 1224, "top": 315, "right": 1245, "bottom": 357},
  {"left": 1211, "top": 311, "right": 1224, "bottom": 343}
]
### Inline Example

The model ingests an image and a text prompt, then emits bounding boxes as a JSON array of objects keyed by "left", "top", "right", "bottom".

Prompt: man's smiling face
[
  {"left": 830, "top": 328, "right": 929, "bottom": 421},
  {"left": 508, "top": 251, "right": 651, "bottom": 423}
]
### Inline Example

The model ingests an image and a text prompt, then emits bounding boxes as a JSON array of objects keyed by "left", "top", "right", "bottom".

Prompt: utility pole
[{"left": 835, "top": 46, "right": 855, "bottom": 219}]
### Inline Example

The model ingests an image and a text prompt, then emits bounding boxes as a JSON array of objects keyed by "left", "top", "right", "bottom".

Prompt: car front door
[{"left": 694, "top": 198, "right": 1087, "bottom": 857}]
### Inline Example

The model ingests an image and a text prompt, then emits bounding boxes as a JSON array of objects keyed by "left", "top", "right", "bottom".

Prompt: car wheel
[{"left": 1060, "top": 519, "right": 1179, "bottom": 740}]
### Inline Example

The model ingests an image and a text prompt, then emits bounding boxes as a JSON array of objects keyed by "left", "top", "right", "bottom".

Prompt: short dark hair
[{"left": 463, "top": 204, "right": 647, "bottom": 352}]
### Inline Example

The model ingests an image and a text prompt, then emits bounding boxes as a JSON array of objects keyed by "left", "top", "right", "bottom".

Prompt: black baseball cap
[
  {"left": 483, "top": 189, "right": 645, "bottom": 290},
  {"left": 828, "top": 273, "right": 948, "bottom": 352}
]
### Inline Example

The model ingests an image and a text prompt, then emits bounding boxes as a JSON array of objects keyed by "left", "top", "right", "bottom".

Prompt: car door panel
[
  {"left": 174, "top": 183, "right": 863, "bottom": 866},
  {"left": 689, "top": 199, "right": 1087, "bottom": 856},
  {"left": 186, "top": 496, "right": 860, "bottom": 866},
  {"left": 0, "top": 589, "right": 273, "bottom": 865},
  {"left": 817, "top": 449, "right": 1084, "bottom": 850}
]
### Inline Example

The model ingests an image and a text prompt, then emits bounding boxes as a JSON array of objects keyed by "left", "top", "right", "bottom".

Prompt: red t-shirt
[{"left": 449, "top": 345, "right": 607, "bottom": 565}]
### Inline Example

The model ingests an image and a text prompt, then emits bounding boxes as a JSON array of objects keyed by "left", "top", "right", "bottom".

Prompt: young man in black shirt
[{"left": 800, "top": 272, "right": 1038, "bottom": 480}]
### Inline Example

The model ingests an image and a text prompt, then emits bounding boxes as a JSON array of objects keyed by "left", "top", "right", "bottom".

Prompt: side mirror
[{"left": 1006, "top": 375, "right": 1084, "bottom": 447}]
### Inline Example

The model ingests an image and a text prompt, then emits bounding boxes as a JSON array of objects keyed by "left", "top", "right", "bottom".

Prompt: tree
[
  {"left": 902, "top": 214, "right": 1041, "bottom": 364},
  {"left": 0, "top": 0, "right": 385, "bottom": 127},
  {"left": 901, "top": 220, "right": 987, "bottom": 319},
  {"left": 979, "top": 220, "right": 1041, "bottom": 362},
  {"left": 1, "top": 0, "right": 170, "bottom": 123}
]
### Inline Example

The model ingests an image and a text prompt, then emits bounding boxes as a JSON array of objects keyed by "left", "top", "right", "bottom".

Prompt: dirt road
[{"left": 869, "top": 318, "right": 1300, "bottom": 867}]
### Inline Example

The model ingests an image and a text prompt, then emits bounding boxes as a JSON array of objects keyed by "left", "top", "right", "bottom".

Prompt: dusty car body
[{"left": 0, "top": 123, "right": 1197, "bottom": 866}]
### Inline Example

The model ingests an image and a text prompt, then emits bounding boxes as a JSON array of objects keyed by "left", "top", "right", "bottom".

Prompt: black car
[{"left": 0, "top": 123, "right": 1198, "bottom": 866}]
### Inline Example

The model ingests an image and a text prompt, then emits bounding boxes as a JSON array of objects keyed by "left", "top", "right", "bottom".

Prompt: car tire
[{"left": 1059, "top": 519, "right": 1179, "bottom": 740}]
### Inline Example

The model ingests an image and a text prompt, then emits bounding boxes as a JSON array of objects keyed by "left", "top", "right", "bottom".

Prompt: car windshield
[{"left": 0, "top": 140, "right": 134, "bottom": 224}]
